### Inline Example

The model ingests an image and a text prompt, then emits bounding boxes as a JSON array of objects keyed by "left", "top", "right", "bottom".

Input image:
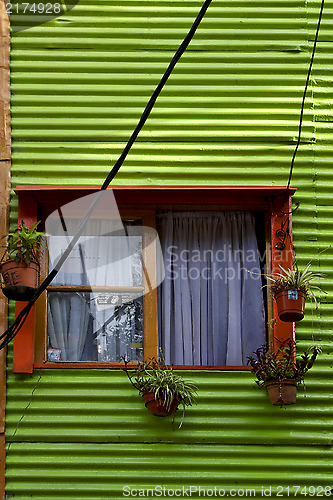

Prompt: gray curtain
[{"left": 157, "top": 211, "right": 266, "bottom": 366}]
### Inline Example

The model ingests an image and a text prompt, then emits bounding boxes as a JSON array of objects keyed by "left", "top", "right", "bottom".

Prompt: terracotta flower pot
[
  {"left": 265, "top": 379, "right": 297, "bottom": 406},
  {"left": 0, "top": 260, "right": 39, "bottom": 301},
  {"left": 275, "top": 289, "right": 306, "bottom": 322},
  {"left": 142, "top": 392, "right": 179, "bottom": 417}
]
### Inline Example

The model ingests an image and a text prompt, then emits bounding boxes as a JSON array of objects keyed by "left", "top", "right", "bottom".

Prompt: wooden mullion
[
  {"left": 142, "top": 212, "right": 158, "bottom": 360},
  {"left": 34, "top": 237, "right": 48, "bottom": 365},
  {"left": 265, "top": 211, "right": 275, "bottom": 353},
  {"left": 47, "top": 285, "right": 145, "bottom": 293},
  {"left": 34, "top": 362, "right": 252, "bottom": 370}
]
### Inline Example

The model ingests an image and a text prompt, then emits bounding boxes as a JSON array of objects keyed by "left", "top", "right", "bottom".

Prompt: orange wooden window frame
[{"left": 12, "top": 185, "right": 296, "bottom": 373}]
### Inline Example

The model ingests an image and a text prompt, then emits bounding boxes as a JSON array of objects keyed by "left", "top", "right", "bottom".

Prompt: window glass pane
[
  {"left": 94, "top": 294, "right": 143, "bottom": 362},
  {"left": 47, "top": 219, "right": 143, "bottom": 362},
  {"left": 47, "top": 292, "right": 143, "bottom": 362},
  {"left": 48, "top": 219, "right": 143, "bottom": 287}
]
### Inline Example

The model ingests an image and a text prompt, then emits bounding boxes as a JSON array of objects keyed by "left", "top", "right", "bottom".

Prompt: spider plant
[
  {"left": 122, "top": 356, "right": 197, "bottom": 427},
  {"left": 267, "top": 259, "right": 325, "bottom": 303}
]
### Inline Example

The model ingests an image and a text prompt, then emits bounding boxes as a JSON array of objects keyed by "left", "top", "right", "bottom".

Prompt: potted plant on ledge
[
  {"left": 0, "top": 221, "right": 46, "bottom": 301},
  {"left": 122, "top": 357, "right": 197, "bottom": 427},
  {"left": 247, "top": 341, "right": 321, "bottom": 406},
  {"left": 267, "top": 260, "right": 324, "bottom": 322}
]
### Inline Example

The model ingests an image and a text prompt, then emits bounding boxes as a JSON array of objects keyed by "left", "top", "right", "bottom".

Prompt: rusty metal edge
[{"left": 0, "top": 1, "right": 11, "bottom": 499}]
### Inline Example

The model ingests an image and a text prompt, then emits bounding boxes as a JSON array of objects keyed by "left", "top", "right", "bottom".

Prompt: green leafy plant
[
  {"left": 122, "top": 356, "right": 197, "bottom": 427},
  {"left": 2, "top": 221, "right": 46, "bottom": 265},
  {"left": 266, "top": 260, "right": 325, "bottom": 302},
  {"left": 247, "top": 340, "right": 321, "bottom": 388}
]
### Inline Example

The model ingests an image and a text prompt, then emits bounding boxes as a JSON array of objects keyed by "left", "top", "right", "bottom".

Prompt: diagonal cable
[{"left": 0, "top": 0, "right": 213, "bottom": 350}]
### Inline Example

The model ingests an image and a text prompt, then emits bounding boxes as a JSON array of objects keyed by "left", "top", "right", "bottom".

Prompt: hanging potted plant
[
  {"left": 247, "top": 341, "right": 321, "bottom": 406},
  {"left": 122, "top": 357, "right": 197, "bottom": 427},
  {"left": 0, "top": 221, "right": 46, "bottom": 301},
  {"left": 267, "top": 260, "right": 324, "bottom": 322}
]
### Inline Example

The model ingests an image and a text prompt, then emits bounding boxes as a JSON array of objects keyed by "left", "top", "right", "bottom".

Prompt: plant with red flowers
[{"left": 247, "top": 341, "right": 321, "bottom": 405}]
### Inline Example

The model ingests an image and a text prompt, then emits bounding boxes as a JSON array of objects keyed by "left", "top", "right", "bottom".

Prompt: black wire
[
  {"left": 101, "top": 0, "right": 213, "bottom": 190},
  {"left": 271, "top": 0, "right": 324, "bottom": 216},
  {"left": 272, "top": 200, "right": 301, "bottom": 217},
  {"left": 0, "top": 0, "right": 213, "bottom": 351},
  {"left": 286, "top": 0, "right": 325, "bottom": 191},
  {"left": 1, "top": 0, "right": 325, "bottom": 350},
  {"left": 5, "top": 372, "right": 43, "bottom": 455}
]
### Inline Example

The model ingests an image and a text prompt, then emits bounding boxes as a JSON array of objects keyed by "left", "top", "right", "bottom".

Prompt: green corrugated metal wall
[{"left": 6, "top": 0, "right": 333, "bottom": 498}]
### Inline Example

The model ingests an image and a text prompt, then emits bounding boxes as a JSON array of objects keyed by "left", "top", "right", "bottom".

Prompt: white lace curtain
[{"left": 157, "top": 211, "right": 266, "bottom": 366}]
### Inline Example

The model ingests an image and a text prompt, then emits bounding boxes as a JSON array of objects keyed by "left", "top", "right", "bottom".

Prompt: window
[
  {"left": 47, "top": 218, "right": 145, "bottom": 363},
  {"left": 12, "top": 186, "right": 295, "bottom": 373},
  {"left": 157, "top": 211, "right": 266, "bottom": 366}
]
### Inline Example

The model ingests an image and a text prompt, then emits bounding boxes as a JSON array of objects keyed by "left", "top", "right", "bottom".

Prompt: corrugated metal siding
[
  {"left": 10, "top": 0, "right": 314, "bottom": 185},
  {"left": 5, "top": 369, "right": 333, "bottom": 446},
  {"left": 7, "top": 0, "right": 333, "bottom": 498},
  {"left": 5, "top": 444, "right": 333, "bottom": 500},
  {"left": 5, "top": 368, "right": 333, "bottom": 498}
]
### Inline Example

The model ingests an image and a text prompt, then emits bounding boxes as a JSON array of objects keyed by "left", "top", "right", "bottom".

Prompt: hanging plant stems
[
  {"left": 121, "top": 357, "right": 197, "bottom": 428},
  {"left": 0, "top": 222, "right": 47, "bottom": 301},
  {"left": 247, "top": 340, "right": 321, "bottom": 406}
]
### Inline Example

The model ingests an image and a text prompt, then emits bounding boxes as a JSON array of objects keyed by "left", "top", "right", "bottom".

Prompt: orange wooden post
[
  {"left": 270, "top": 193, "right": 295, "bottom": 353},
  {"left": 12, "top": 302, "right": 35, "bottom": 374},
  {"left": 12, "top": 194, "right": 38, "bottom": 373}
]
